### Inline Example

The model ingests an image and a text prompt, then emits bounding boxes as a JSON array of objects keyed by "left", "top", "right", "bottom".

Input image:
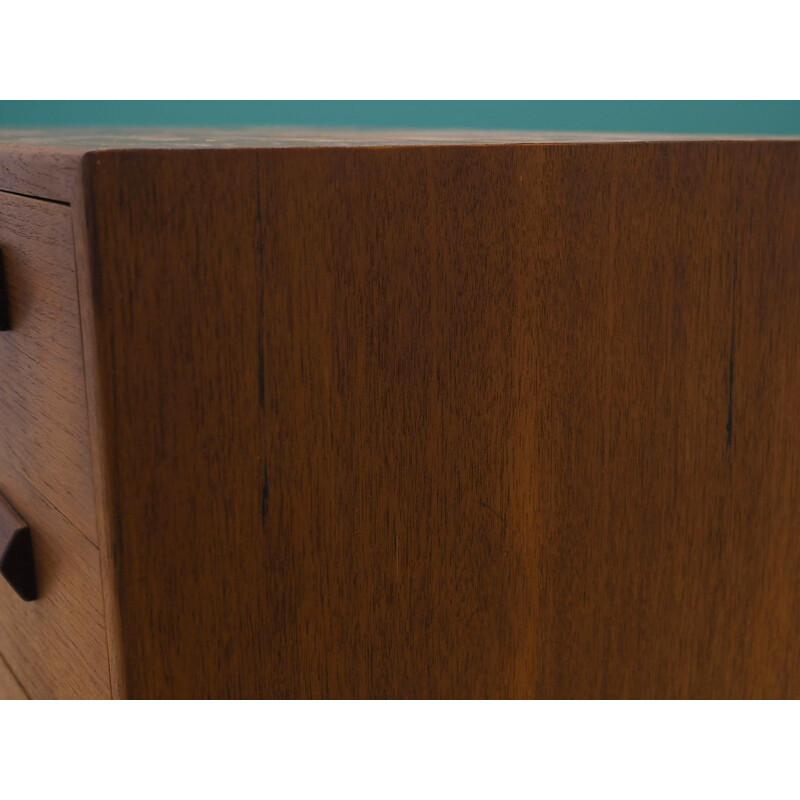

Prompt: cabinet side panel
[
  {"left": 84, "top": 143, "right": 800, "bottom": 698},
  {"left": 83, "top": 150, "right": 265, "bottom": 698}
]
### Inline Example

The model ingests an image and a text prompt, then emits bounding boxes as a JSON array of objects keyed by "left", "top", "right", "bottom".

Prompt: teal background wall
[{"left": 1, "top": 101, "right": 799, "bottom": 133}]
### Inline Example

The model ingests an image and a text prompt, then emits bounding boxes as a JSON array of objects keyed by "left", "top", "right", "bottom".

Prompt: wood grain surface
[
  {"left": 0, "top": 479, "right": 109, "bottom": 698},
  {"left": 79, "top": 141, "right": 800, "bottom": 698},
  {"left": 0, "top": 146, "right": 82, "bottom": 203},
  {"left": 2, "top": 128, "right": 796, "bottom": 150},
  {"left": 0, "top": 192, "right": 98, "bottom": 542},
  {"left": 72, "top": 178, "right": 126, "bottom": 699},
  {"left": 0, "top": 651, "right": 26, "bottom": 699},
  {"left": 0, "top": 128, "right": 795, "bottom": 200},
  {"left": 0, "top": 191, "right": 108, "bottom": 698}
]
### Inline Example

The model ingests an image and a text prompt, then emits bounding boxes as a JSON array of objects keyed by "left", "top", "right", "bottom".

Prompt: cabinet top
[
  {"left": 1, "top": 126, "right": 798, "bottom": 150},
  {"left": 1, "top": 127, "right": 798, "bottom": 204}
]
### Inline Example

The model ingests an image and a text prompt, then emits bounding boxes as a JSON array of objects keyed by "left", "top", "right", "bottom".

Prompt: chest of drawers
[{"left": 1, "top": 129, "right": 799, "bottom": 699}]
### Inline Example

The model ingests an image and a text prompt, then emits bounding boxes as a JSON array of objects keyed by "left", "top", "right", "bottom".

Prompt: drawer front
[
  {"left": 0, "top": 193, "right": 97, "bottom": 538},
  {"left": 0, "top": 484, "right": 109, "bottom": 698},
  {"left": 0, "top": 191, "right": 109, "bottom": 699}
]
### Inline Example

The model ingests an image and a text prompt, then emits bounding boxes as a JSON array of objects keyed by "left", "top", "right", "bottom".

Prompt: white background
[
  {"left": 2, "top": 701, "right": 798, "bottom": 798},
  {"left": 1, "top": 0, "right": 797, "bottom": 99}
]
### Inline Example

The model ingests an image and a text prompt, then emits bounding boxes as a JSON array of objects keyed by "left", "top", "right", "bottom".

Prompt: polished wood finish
[
  {"left": 1, "top": 131, "right": 800, "bottom": 698},
  {"left": 82, "top": 141, "right": 800, "bottom": 698}
]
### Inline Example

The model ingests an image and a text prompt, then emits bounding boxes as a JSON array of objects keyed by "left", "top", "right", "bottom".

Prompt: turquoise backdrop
[{"left": 0, "top": 101, "right": 798, "bottom": 133}]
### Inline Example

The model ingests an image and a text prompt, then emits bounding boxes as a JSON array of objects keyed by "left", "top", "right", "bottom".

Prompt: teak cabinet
[{"left": 0, "top": 129, "right": 799, "bottom": 699}]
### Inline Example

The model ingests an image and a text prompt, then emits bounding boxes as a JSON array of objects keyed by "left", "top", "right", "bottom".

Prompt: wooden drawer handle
[
  {"left": 0, "top": 246, "right": 9, "bottom": 330},
  {"left": 0, "top": 494, "right": 37, "bottom": 601}
]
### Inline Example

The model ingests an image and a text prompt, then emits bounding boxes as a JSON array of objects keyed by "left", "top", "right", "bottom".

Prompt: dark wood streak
[{"left": 726, "top": 253, "right": 738, "bottom": 451}]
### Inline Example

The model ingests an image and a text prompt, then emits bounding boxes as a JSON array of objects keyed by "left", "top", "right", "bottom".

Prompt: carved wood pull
[{"left": 0, "top": 493, "right": 37, "bottom": 601}]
